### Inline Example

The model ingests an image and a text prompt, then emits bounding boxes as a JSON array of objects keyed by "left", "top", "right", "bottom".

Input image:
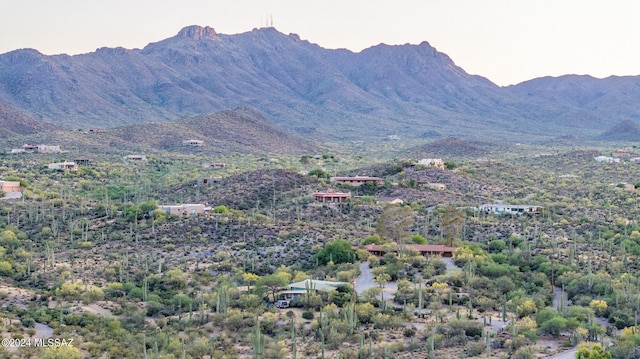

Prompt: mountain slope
[
  {"left": 0, "top": 25, "right": 637, "bottom": 141},
  {"left": 596, "top": 120, "right": 640, "bottom": 142},
  {"left": 0, "top": 101, "right": 60, "bottom": 138},
  {"left": 0, "top": 108, "right": 317, "bottom": 156},
  {"left": 107, "top": 108, "right": 319, "bottom": 154}
]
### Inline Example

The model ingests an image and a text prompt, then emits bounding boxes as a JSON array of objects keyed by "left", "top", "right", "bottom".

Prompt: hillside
[
  {"left": 107, "top": 108, "right": 319, "bottom": 154},
  {"left": 0, "top": 25, "right": 629, "bottom": 142},
  {"left": 596, "top": 119, "right": 640, "bottom": 142},
  {"left": 0, "top": 108, "right": 318, "bottom": 156},
  {"left": 0, "top": 101, "right": 59, "bottom": 138},
  {"left": 407, "top": 137, "right": 490, "bottom": 159}
]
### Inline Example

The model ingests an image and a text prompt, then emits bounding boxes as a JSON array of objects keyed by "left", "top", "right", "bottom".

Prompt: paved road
[{"left": 545, "top": 349, "right": 577, "bottom": 359}]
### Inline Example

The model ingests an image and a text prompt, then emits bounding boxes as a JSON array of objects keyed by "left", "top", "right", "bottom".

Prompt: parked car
[{"left": 275, "top": 300, "right": 290, "bottom": 309}]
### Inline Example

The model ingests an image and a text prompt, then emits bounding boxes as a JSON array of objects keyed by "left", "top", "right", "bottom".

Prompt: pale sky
[{"left": 1, "top": 0, "right": 639, "bottom": 86}]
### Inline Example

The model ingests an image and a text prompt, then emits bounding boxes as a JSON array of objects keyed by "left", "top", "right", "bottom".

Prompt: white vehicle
[{"left": 275, "top": 300, "right": 290, "bottom": 308}]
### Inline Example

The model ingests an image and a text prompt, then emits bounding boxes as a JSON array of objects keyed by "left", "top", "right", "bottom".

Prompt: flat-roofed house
[
  {"left": 415, "top": 158, "right": 445, "bottom": 169},
  {"left": 355, "top": 244, "right": 457, "bottom": 258},
  {"left": 160, "top": 204, "right": 207, "bottom": 216},
  {"left": 124, "top": 155, "right": 147, "bottom": 162},
  {"left": 375, "top": 197, "right": 404, "bottom": 205},
  {"left": 312, "top": 192, "right": 351, "bottom": 203},
  {"left": 37, "top": 145, "right": 61, "bottom": 152},
  {"left": 278, "top": 279, "right": 349, "bottom": 302},
  {"left": 613, "top": 149, "right": 631, "bottom": 158},
  {"left": 183, "top": 140, "right": 203, "bottom": 146},
  {"left": 197, "top": 177, "right": 222, "bottom": 185},
  {"left": 0, "top": 181, "right": 21, "bottom": 199},
  {"left": 47, "top": 162, "right": 78, "bottom": 171},
  {"left": 330, "top": 176, "right": 385, "bottom": 186},
  {"left": 478, "top": 204, "right": 542, "bottom": 215}
]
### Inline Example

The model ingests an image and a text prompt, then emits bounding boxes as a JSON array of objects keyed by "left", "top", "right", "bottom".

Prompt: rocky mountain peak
[{"left": 176, "top": 25, "right": 217, "bottom": 40}]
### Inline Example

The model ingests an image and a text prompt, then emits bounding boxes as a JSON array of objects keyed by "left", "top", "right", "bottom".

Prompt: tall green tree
[
  {"left": 440, "top": 205, "right": 464, "bottom": 246},
  {"left": 376, "top": 205, "right": 415, "bottom": 244},
  {"left": 313, "top": 239, "right": 355, "bottom": 265},
  {"left": 256, "top": 274, "right": 288, "bottom": 303}
]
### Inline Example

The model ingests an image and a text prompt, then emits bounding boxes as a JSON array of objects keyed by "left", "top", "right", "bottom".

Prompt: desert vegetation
[{"left": 0, "top": 140, "right": 639, "bottom": 358}]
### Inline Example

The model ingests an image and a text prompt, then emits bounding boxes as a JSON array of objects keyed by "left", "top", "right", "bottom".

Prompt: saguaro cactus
[{"left": 251, "top": 321, "right": 265, "bottom": 359}]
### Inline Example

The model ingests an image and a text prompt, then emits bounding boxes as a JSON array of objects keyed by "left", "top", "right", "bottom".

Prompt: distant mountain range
[{"left": 0, "top": 25, "right": 639, "bottom": 142}]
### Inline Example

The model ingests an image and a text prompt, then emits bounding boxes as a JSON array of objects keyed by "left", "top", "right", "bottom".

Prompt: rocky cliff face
[{"left": 176, "top": 25, "right": 217, "bottom": 40}]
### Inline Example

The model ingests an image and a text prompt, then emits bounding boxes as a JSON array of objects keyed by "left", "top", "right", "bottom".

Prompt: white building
[
  {"left": 416, "top": 158, "right": 445, "bottom": 169},
  {"left": 478, "top": 204, "right": 542, "bottom": 215},
  {"left": 594, "top": 156, "right": 620, "bottom": 163}
]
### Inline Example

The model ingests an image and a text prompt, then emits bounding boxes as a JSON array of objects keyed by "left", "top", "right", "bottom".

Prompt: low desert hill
[{"left": 0, "top": 108, "right": 318, "bottom": 156}]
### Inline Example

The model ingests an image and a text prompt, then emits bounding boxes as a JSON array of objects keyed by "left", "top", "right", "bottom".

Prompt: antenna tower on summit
[{"left": 270, "top": 14, "right": 273, "bottom": 27}]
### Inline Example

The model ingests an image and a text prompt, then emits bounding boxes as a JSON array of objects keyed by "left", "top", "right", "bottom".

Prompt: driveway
[
  {"left": 355, "top": 261, "right": 397, "bottom": 306},
  {"left": 545, "top": 349, "right": 577, "bottom": 359},
  {"left": 355, "top": 262, "right": 375, "bottom": 295}
]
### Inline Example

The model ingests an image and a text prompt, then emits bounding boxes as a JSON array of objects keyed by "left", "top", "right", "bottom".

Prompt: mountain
[
  {"left": 506, "top": 75, "right": 640, "bottom": 129},
  {"left": 596, "top": 120, "right": 640, "bottom": 142},
  {"left": 0, "top": 101, "right": 60, "bottom": 138},
  {"left": 0, "top": 25, "right": 637, "bottom": 141}
]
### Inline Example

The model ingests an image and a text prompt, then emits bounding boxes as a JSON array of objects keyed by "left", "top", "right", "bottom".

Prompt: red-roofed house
[{"left": 355, "top": 244, "right": 457, "bottom": 258}]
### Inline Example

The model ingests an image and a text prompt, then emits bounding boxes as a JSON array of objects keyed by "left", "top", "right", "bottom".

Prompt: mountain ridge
[{"left": 0, "top": 25, "right": 637, "bottom": 142}]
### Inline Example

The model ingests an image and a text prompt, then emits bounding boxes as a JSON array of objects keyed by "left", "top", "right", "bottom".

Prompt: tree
[
  {"left": 376, "top": 205, "right": 415, "bottom": 243},
  {"left": 540, "top": 316, "right": 566, "bottom": 337},
  {"left": 575, "top": 342, "right": 612, "bottom": 359},
  {"left": 589, "top": 299, "right": 608, "bottom": 316},
  {"left": 313, "top": 239, "right": 355, "bottom": 265},
  {"left": 440, "top": 205, "right": 464, "bottom": 246},
  {"left": 411, "top": 234, "right": 427, "bottom": 244},
  {"left": 244, "top": 273, "right": 260, "bottom": 291},
  {"left": 444, "top": 161, "right": 458, "bottom": 170},
  {"left": 256, "top": 274, "right": 288, "bottom": 303}
]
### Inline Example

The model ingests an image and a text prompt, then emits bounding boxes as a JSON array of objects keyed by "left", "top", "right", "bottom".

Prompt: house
[
  {"left": 160, "top": 204, "right": 208, "bottom": 216},
  {"left": 197, "top": 177, "right": 222, "bottom": 186},
  {"left": 0, "top": 181, "right": 21, "bottom": 199},
  {"left": 278, "top": 279, "right": 349, "bottom": 301},
  {"left": 594, "top": 156, "right": 620, "bottom": 163},
  {"left": 418, "top": 181, "right": 446, "bottom": 190},
  {"left": 375, "top": 197, "right": 404, "bottom": 205},
  {"left": 478, "top": 204, "right": 542, "bottom": 215},
  {"left": 202, "top": 163, "right": 226, "bottom": 169},
  {"left": 355, "top": 244, "right": 457, "bottom": 258},
  {"left": 124, "top": 155, "right": 147, "bottom": 162},
  {"left": 613, "top": 149, "right": 631, "bottom": 158},
  {"left": 37, "top": 145, "right": 61, "bottom": 152},
  {"left": 312, "top": 192, "right": 351, "bottom": 203},
  {"left": 330, "top": 176, "right": 385, "bottom": 186},
  {"left": 415, "top": 158, "right": 445, "bottom": 169},
  {"left": 47, "top": 162, "right": 78, "bottom": 171},
  {"left": 183, "top": 139, "right": 203, "bottom": 146},
  {"left": 11, "top": 144, "right": 61, "bottom": 153},
  {"left": 74, "top": 159, "right": 93, "bottom": 165}
]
